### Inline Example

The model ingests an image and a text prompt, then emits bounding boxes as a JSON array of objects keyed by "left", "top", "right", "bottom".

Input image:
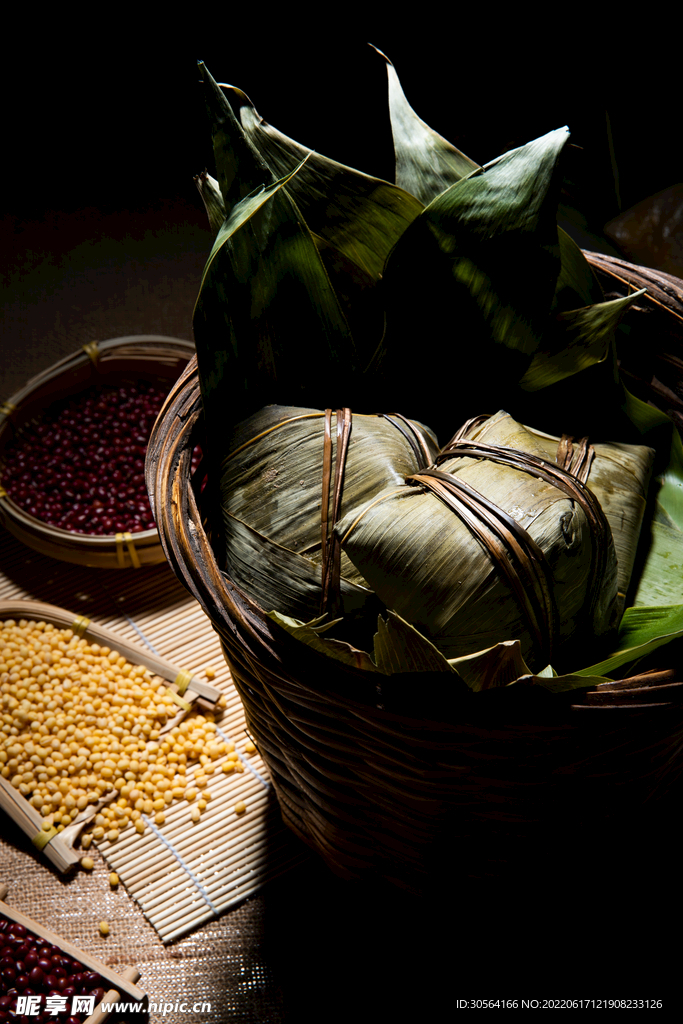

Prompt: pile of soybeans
[{"left": 0, "top": 618, "right": 237, "bottom": 848}]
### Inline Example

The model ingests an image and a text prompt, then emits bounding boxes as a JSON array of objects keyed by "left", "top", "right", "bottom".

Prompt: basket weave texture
[{"left": 146, "top": 256, "right": 683, "bottom": 890}]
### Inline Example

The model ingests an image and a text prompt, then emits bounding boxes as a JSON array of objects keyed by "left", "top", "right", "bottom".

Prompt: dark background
[
  {"left": 4, "top": 39, "right": 680, "bottom": 232},
  {"left": 4, "top": 36, "right": 680, "bottom": 397}
]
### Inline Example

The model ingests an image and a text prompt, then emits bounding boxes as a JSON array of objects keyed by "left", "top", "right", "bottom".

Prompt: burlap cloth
[{"left": 0, "top": 820, "right": 288, "bottom": 1023}]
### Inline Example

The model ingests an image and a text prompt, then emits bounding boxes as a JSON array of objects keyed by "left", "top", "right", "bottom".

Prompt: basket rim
[
  {"left": 2, "top": 334, "right": 195, "bottom": 412},
  {"left": 0, "top": 334, "right": 194, "bottom": 552}
]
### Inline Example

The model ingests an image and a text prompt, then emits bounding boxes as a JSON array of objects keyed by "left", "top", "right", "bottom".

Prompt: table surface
[{"left": 2, "top": 197, "right": 679, "bottom": 1022}]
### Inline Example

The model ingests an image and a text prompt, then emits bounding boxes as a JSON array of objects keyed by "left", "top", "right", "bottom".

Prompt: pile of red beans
[
  {"left": 1, "top": 382, "right": 166, "bottom": 536},
  {"left": 0, "top": 915, "right": 108, "bottom": 1022}
]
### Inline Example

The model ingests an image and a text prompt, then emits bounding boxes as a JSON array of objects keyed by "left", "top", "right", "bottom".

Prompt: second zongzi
[{"left": 336, "top": 411, "right": 653, "bottom": 672}]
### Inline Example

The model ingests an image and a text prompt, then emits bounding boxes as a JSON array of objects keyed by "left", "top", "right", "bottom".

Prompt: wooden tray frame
[
  {"left": 0, "top": 883, "right": 146, "bottom": 1024},
  {"left": 0, "top": 599, "right": 221, "bottom": 873}
]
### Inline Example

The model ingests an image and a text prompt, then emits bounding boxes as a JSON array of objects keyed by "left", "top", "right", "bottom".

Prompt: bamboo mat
[{"left": 0, "top": 526, "right": 306, "bottom": 943}]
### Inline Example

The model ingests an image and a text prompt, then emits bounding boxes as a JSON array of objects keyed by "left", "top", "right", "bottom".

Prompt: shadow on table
[{"left": 260, "top": 801, "right": 680, "bottom": 1023}]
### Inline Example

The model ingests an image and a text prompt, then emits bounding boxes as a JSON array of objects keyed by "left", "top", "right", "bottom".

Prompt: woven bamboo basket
[
  {"left": 146, "top": 255, "right": 683, "bottom": 892},
  {"left": 0, "top": 335, "right": 194, "bottom": 569}
]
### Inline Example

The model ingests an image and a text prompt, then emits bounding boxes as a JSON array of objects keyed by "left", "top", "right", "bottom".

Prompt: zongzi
[
  {"left": 459, "top": 411, "right": 655, "bottom": 605},
  {"left": 336, "top": 411, "right": 653, "bottom": 672},
  {"left": 219, "top": 405, "right": 438, "bottom": 628}
]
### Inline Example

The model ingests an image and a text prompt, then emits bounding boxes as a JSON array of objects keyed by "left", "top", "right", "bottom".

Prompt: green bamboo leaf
[
  {"left": 198, "top": 62, "right": 271, "bottom": 216},
  {"left": 575, "top": 604, "right": 683, "bottom": 677},
  {"left": 268, "top": 611, "right": 380, "bottom": 673},
  {"left": 446, "top": 640, "right": 609, "bottom": 693},
  {"left": 374, "top": 127, "right": 571, "bottom": 435},
  {"left": 269, "top": 608, "right": 456, "bottom": 675},
  {"left": 447, "top": 639, "right": 531, "bottom": 691},
  {"left": 218, "top": 80, "right": 423, "bottom": 282},
  {"left": 520, "top": 290, "right": 646, "bottom": 392},
  {"left": 197, "top": 156, "right": 310, "bottom": 295},
  {"left": 509, "top": 315, "right": 645, "bottom": 443},
  {"left": 552, "top": 226, "right": 604, "bottom": 312},
  {"left": 523, "top": 672, "right": 610, "bottom": 693},
  {"left": 193, "top": 137, "right": 359, "bottom": 432},
  {"left": 195, "top": 170, "right": 227, "bottom": 238},
  {"left": 369, "top": 44, "right": 480, "bottom": 203},
  {"left": 622, "top": 385, "right": 683, "bottom": 528},
  {"left": 374, "top": 611, "right": 455, "bottom": 674},
  {"left": 512, "top": 663, "right": 609, "bottom": 693},
  {"left": 632, "top": 504, "right": 683, "bottom": 607},
  {"left": 615, "top": 383, "right": 683, "bottom": 610}
]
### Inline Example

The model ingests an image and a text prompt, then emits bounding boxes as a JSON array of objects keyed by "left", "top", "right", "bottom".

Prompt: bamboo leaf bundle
[
  {"left": 458, "top": 411, "right": 655, "bottom": 603},
  {"left": 186, "top": 49, "right": 683, "bottom": 694},
  {"left": 336, "top": 410, "right": 654, "bottom": 672},
  {"left": 337, "top": 433, "right": 599, "bottom": 672},
  {"left": 219, "top": 406, "right": 437, "bottom": 635}
]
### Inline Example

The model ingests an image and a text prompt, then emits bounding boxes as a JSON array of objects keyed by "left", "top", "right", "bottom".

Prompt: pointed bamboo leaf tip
[{"left": 367, "top": 42, "right": 391, "bottom": 64}]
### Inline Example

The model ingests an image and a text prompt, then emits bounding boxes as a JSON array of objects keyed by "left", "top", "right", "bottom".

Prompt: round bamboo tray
[
  {"left": 146, "top": 258, "right": 683, "bottom": 891},
  {"left": 0, "top": 335, "right": 194, "bottom": 568}
]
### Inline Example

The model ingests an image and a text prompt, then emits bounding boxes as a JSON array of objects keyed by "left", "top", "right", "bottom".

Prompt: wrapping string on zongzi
[
  {"left": 378, "top": 413, "right": 434, "bottom": 470},
  {"left": 445, "top": 413, "right": 494, "bottom": 446},
  {"left": 450, "top": 410, "right": 655, "bottom": 605},
  {"left": 405, "top": 468, "right": 558, "bottom": 667},
  {"left": 320, "top": 408, "right": 352, "bottom": 618},
  {"left": 554, "top": 434, "right": 594, "bottom": 484},
  {"left": 433, "top": 440, "right": 614, "bottom": 631}
]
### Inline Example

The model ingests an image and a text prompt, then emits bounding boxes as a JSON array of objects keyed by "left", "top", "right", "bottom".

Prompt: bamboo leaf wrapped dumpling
[
  {"left": 219, "top": 405, "right": 439, "bottom": 627},
  {"left": 459, "top": 411, "right": 655, "bottom": 605},
  {"left": 335, "top": 411, "right": 652, "bottom": 672}
]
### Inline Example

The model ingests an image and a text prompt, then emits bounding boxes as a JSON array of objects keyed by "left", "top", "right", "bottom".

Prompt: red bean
[
  {"left": 81, "top": 972, "right": 103, "bottom": 990},
  {"left": 3, "top": 381, "right": 167, "bottom": 535},
  {"left": 29, "top": 966, "right": 45, "bottom": 987},
  {"left": 0, "top": 914, "right": 98, "bottom": 1022}
]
